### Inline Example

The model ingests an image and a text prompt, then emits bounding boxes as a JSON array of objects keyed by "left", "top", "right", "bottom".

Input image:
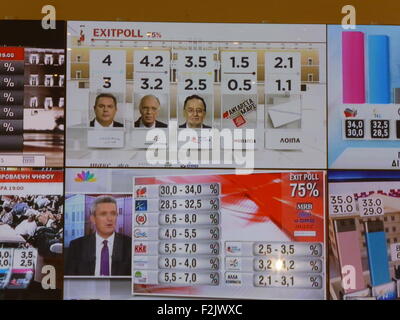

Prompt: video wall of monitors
[
  {"left": 0, "top": 21, "right": 65, "bottom": 167},
  {"left": 0, "top": 168, "right": 64, "bottom": 299},
  {"left": 328, "top": 171, "right": 400, "bottom": 300},
  {"left": 0, "top": 20, "right": 399, "bottom": 301},
  {"left": 62, "top": 168, "right": 324, "bottom": 300},
  {"left": 328, "top": 25, "right": 400, "bottom": 170},
  {"left": 65, "top": 22, "right": 327, "bottom": 169}
]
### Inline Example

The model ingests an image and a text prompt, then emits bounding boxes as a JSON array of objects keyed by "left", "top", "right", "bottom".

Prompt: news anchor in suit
[
  {"left": 179, "top": 95, "right": 211, "bottom": 128},
  {"left": 65, "top": 196, "right": 131, "bottom": 276},
  {"left": 89, "top": 93, "right": 124, "bottom": 128}
]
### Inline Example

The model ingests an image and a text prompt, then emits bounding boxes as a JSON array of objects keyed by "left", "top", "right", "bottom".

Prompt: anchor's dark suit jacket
[{"left": 65, "top": 233, "right": 131, "bottom": 276}]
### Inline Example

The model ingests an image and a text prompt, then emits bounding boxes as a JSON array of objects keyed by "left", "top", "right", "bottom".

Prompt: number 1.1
[{"left": 275, "top": 79, "right": 292, "bottom": 91}]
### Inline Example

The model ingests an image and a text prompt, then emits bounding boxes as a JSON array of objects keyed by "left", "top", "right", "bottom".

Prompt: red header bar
[
  {"left": 0, "top": 47, "right": 25, "bottom": 61},
  {"left": 0, "top": 171, "right": 63, "bottom": 183}
]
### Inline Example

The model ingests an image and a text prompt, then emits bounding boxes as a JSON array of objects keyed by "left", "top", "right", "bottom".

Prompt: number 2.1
[{"left": 274, "top": 57, "right": 293, "bottom": 68}]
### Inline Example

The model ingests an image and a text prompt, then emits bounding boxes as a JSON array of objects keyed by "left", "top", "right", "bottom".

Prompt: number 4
[{"left": 102, "top": 55, "right": 112, "bottom": 66}]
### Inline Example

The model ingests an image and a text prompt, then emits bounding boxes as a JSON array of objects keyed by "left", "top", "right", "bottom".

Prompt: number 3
[{"left": 103, "top": 77, "right": 111, "bottom": 88}]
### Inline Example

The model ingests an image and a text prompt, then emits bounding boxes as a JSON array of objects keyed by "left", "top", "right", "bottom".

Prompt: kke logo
[
  {"left": 74, "top": 171, "right": 96, "bottom": 182},
  {"left": 135, "top": 243, "right": 147, "bottom": 254}
]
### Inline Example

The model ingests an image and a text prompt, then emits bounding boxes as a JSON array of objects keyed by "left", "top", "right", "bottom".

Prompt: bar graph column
[
  {"left": 368, "top": 35, "right": 390, "bottom": 104},
  {"left": 342, "top": 31, "right": 365, "bottom": 104}
]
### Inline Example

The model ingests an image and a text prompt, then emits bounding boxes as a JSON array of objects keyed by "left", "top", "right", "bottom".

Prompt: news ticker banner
[
  {"left": 328, "top": 171, "right": 400, "bottom": 300},
  {"left": 0, "top": 170, "right": 64, "bottom": 194},
  {"left": 0, "top": 169, "right": 63, "bottom": 293},
  {"left": 66, "top": 21, "right": 326, "bottom": 168},
  {"left": 0, "top": 23, "right": 66, "bottom": 167},
  {"left": 133, "top": 171, "right": 325, "bottom": 299},
  {"left": 328, "top": 25, "right": 400, "bottom": 170}
]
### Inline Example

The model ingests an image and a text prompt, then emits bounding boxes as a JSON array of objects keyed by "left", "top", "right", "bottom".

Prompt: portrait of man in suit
[
  {"left": 179, "top": 95, "right": 211, "bottom": 128},
  {"left": 134, "top": 94, "right": 168, "bottom": 128},
  {"left": 65, "top": 196, "right": 131, "bottom": 276},
  {"left": 90, "top": 93, "right": 124, "bottom": 128}
]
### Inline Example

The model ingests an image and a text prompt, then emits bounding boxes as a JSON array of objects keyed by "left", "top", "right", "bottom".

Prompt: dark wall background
[{"left": 1, "top": 0, "right": 398, "bottom": 24}]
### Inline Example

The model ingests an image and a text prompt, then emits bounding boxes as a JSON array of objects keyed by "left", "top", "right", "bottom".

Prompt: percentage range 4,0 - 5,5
[{"left": 290, "top": 182, "right": 320, "bottom": 198}]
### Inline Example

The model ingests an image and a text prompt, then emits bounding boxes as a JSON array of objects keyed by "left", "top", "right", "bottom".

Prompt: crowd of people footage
[{"left": 0, "top": 195, "right": 63, "bottom": 256}]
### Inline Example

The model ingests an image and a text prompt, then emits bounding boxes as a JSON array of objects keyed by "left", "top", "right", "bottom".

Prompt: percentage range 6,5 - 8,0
[{"left": 159, "top": 212, "right": 220, "bottom": 226}]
